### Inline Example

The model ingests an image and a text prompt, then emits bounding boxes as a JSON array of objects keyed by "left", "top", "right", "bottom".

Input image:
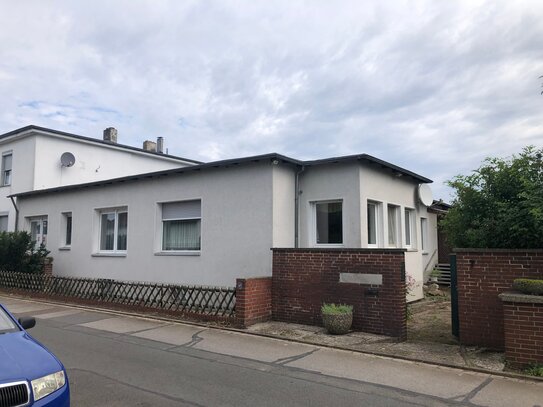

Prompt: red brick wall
[
  {"left": 42, "top": 261, "right": 53, "bottom": 276},
  {"left": 456, "top": 249, "right": 543, "bottom": 349},
  {"left": 501, "top": 296, "right": 543, "bottom": 369},
  {"left": 272, "top": 248, "right": 407, "bottom": 339},
  {"left": 235, "top": 277, "right": 272, "bottom": 328}
]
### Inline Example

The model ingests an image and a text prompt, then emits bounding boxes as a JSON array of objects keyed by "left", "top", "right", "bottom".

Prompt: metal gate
[{"left": 450, "top": 253, "right": 459, "bottom": 337}]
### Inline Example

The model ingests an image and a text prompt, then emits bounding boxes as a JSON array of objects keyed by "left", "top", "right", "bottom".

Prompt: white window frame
[
  {"left": 311, "top": 199, "right": 344, "bottom": 247},
  {"left": 98, "top": 208, "right": 128, "bottom": 254},
  {"left": 404, "top": 208, "right": 415, "bottom": 249},
  {"left": 0, "top": 212, "right": 8, "bottom": 233},
  {"left": 420, "top": 217, "right": 428, "bottom": 253},
  {"left": 161, "top": 200, "right": 202, "bottom": 253},
  {"left": 387, "top": 204, "right": 401, "bottom": 248},
  {"left": 367, "top": 200, "right": 382, "bottom": 248},
  {"left": 1, "top": 151, "right": 12, "bottom": 187},
  {"left": 60, "top": 212, "right": 72, "bottom": 249}
]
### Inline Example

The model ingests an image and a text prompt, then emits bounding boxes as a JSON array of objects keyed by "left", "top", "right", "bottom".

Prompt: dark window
[
  {"left": 65, "top": 214, "right": 72, "bottom": 246},
  {"left": 316, "top": 201, "right": 343, "bottom": 244}
]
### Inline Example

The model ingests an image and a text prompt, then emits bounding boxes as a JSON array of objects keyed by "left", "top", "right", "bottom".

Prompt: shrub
[
  {"left": 0, "top": 231, "right": 51, "bottom": 274},
  {"left": 525, "top": 364, "right": 543, "bottom": 377},
  {"left": 442, "top": 146, "right": 543, "bottom": 249},
  {"left": 512, "top": 279, "right": 543, "bottom": 295},
  {"left": 321, "top": 303, "right": 353, "bottom": 315}
]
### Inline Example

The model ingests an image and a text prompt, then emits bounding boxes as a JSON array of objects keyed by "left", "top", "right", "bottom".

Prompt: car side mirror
[{"left": 18, "top": 317, "right": 36, "bottom": 330}]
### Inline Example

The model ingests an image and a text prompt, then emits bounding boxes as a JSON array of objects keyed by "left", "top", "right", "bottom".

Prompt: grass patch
[
  {"left": 321, "top": 303, "right": 353, "bottom": 314},
  {"left": 525, "top": 364, "right": 543, "bottom": 377}
]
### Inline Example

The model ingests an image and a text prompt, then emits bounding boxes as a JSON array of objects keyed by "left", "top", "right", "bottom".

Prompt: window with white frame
[
  {"left": 314, "top": 201, "right": 343, "bottom": 245},
  {"left": 404, "top": 208, "right": 415, "bottom": 248},
  {"left": 387, "top": 204, "right": 400, "bottom": 247},
  {"left": 62, "top": 212, "right": 72, "bottom": 247},
  {"left": 99, "top": 208, "right": 127, "bottom": 252},
  {"left": 162, "top": 200, "right": 201, "bottom": 251},
  {"left": 1, "top": 152, "right": 12, "bottom": 186},
  {"left": 367, "top": 201, "right": 381, "bottom": 247},
  {"left": 420, "top": 217, "right": 428, "bottom": 252},
  {"left": 0, "top": 215, "right": 7, "bottom": 232}
]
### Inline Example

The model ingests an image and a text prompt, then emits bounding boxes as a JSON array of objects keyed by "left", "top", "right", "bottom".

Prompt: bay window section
[
  {"left": 162, "top": 200, "right": 201, "bottom": 251},
  {"left": 367, "top": 201, "right": 381, "bottom": 247},
  {"left": 404, "top": 208, "right": 415, "bottom": 248},
  {"left": 99, "top": 209, "right": 127, "bottom": 252},
  {"left": 420, "top": 217, "right": 428, "bottom": 252},
  {"left": 387, "top": 204, "right": 400, "bottom": 247}
]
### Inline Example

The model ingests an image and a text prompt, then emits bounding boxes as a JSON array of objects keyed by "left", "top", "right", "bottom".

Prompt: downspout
[
  {"left": 294, "top": 165, "right": 305, "bottom": 248},
  {"left": 10, "top": 196, "right": 19, "bottom": 232}
]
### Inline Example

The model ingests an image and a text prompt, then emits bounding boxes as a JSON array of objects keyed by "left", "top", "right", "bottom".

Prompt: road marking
[
  {"left": 35, "top": 309, "right": 83, "bottom": 319},
  {"left": 132, "top": 324, "right": 206, "bottom": 346},
  {"left": 79, "top": 317, "right": 166, "bottom": 334}
]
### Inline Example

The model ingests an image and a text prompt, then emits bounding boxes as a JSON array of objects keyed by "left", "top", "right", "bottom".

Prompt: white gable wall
[
  {"left": 32, "top": 135, "right": 187, "bottom": 190},
  {"left": 0, "top": 135, "right": 37, "bottom": 230},
  {"left": 359, "top": 163, "right": 438, "bottom": 300},
  {"left": 0, "top": 130, "right": 192, "bottom": 232}
]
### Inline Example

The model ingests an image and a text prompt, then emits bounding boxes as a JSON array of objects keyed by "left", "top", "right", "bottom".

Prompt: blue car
[{"left": 0, "top": 303, "right": 69, "bottom": 406}]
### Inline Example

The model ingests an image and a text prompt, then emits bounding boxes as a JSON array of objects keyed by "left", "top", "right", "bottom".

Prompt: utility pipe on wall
[
  {"left": 10, "top": 196, "right": 19, "bottom": 231},
  {"left": 294, "top": 165, "right": 305, "bottom": 248}
]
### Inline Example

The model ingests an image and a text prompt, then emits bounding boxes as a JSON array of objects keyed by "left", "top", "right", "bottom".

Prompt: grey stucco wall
[{"left": 17, "top": 161, "right": 276, "bottom": 287}]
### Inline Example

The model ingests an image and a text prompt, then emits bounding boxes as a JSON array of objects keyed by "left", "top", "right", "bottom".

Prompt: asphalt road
[{"left": 2, "top": 295, "right": 543, "bottom": 407}]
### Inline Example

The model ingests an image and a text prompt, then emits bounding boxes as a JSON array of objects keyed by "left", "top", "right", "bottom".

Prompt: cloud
[{"left": 0, "top": 0, "right": 542, "bottom": 200}]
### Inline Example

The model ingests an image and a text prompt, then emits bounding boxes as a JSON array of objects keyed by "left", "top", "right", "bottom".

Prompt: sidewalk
[
  {"left": 246, "top": 321, "right": 506, "bottom": 373},
  {"left": 0, "top": 291, "right": 522, "bottom": 375}
]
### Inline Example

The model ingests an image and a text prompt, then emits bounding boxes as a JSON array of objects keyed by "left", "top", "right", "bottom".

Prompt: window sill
[
  {"left": 92, "top": 252, "right": 127, "bottom": 257},
  {"left": 314, "top": 244, "right": 344, "bottom": 248},
  {"left": 59, "top": 246, "right": 71, "bottom": 251},
  {"left": 422, "top": 251, "right": 429, "bottom": 255},
  {"left": 154, "top": 251, "right": 201, "bottom": 256},
  {"left": 0, "top": 184, "right": 11, "bottom": 188},
  {"left": 405, "top": 248, "right": 418, "bottom": 252}
]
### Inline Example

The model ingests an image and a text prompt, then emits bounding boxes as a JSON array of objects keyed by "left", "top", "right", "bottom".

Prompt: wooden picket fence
[{"left": 0, "top": 271, "right": 236, "bottom": 317}]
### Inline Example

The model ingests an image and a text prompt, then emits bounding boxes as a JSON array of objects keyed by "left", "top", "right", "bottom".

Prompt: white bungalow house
[
  {"left": 10, "top": 148, "right": 438, "bottom": 301},
  {"left": 0, "top": 125, "right": 199, "bottom": 234}
]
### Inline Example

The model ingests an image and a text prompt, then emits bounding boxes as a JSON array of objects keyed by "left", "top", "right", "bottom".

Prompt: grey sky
[{"left": 1, "top": 1, "right": 542, "bottom": 200}]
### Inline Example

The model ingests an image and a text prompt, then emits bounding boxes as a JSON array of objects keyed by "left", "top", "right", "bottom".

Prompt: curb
[{"left": 2, "top": 292, "right": 543, "bottom": 384}]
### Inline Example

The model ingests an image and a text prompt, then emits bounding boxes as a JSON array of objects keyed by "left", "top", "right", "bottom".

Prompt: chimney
[
  {"left": 103, "top": 127, "right": 118, "bottom": 143},
  {"left": 143, "top": 140, "right": 157, "bottom": 152},
  {"left": 157, "top": 137, "right": 164, "bottom": 154}
]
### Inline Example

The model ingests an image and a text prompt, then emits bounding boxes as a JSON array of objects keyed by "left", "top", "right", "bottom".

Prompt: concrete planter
[{"left": 322, "top": 312, "right": 353, "bottom": 335}]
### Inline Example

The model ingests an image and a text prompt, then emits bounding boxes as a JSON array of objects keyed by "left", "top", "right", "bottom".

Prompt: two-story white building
[{"left": 0, "top": 125, "right": 199, "bottom": 237}]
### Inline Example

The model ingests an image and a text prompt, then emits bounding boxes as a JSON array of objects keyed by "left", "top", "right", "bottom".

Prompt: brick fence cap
[
  {"left": 453, "top": 248, "right": 543, "bottom": 253},
  {"left": 271, "top": 247, "right": 407, "bottom": 253},
  {"left": 499, "top": 292, "right": 543, "bottom": 304}
]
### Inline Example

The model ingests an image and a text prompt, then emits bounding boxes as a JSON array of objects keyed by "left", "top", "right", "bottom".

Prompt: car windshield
[{"left": 0, "top": 306, "right": 19, "bottom": 334}]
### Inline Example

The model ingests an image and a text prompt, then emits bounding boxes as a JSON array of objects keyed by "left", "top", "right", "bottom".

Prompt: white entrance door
[{"left": 30, "top": 217, "right": 48, "bottom": 248}]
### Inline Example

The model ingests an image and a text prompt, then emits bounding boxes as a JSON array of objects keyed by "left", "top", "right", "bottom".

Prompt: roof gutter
[{"left": 294, "top": 165, "right": 305, "bottom": 248}]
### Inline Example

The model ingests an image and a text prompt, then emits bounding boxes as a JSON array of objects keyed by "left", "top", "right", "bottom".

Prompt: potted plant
[
  {"left": 321, "top": 303, "right": 353, "bottom": 335},
  {"left": 512, "top": 279, "right": 543, "bottom": 295}
]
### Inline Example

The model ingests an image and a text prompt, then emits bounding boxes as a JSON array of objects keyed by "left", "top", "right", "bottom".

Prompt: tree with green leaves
[{"left": 442, "top": 146, "right": 543, "bottom": 249}]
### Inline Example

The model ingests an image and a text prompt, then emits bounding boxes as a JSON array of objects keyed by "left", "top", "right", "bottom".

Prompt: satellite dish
[
  {"left": 60, "top": 152, "right": 76, "bottom": 167},
  {"left": 418, "top": 184, "right": 433, "bottom": 207}
]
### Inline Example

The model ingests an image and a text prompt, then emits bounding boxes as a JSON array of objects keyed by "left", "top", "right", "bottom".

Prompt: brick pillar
[
  {"left": 500, "top": 293, "right": 543, "bottom": 369},
  {"left": 235, "top": 277, "right": 272, "bottom": 328},
  {"left": 42, "top": 257, "right": 53, "bottom": 276}
]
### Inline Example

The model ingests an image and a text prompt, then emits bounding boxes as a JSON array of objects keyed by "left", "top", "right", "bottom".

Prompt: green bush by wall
[{"left": 0, "top": 231, "right": 51, "bottom": 274}]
